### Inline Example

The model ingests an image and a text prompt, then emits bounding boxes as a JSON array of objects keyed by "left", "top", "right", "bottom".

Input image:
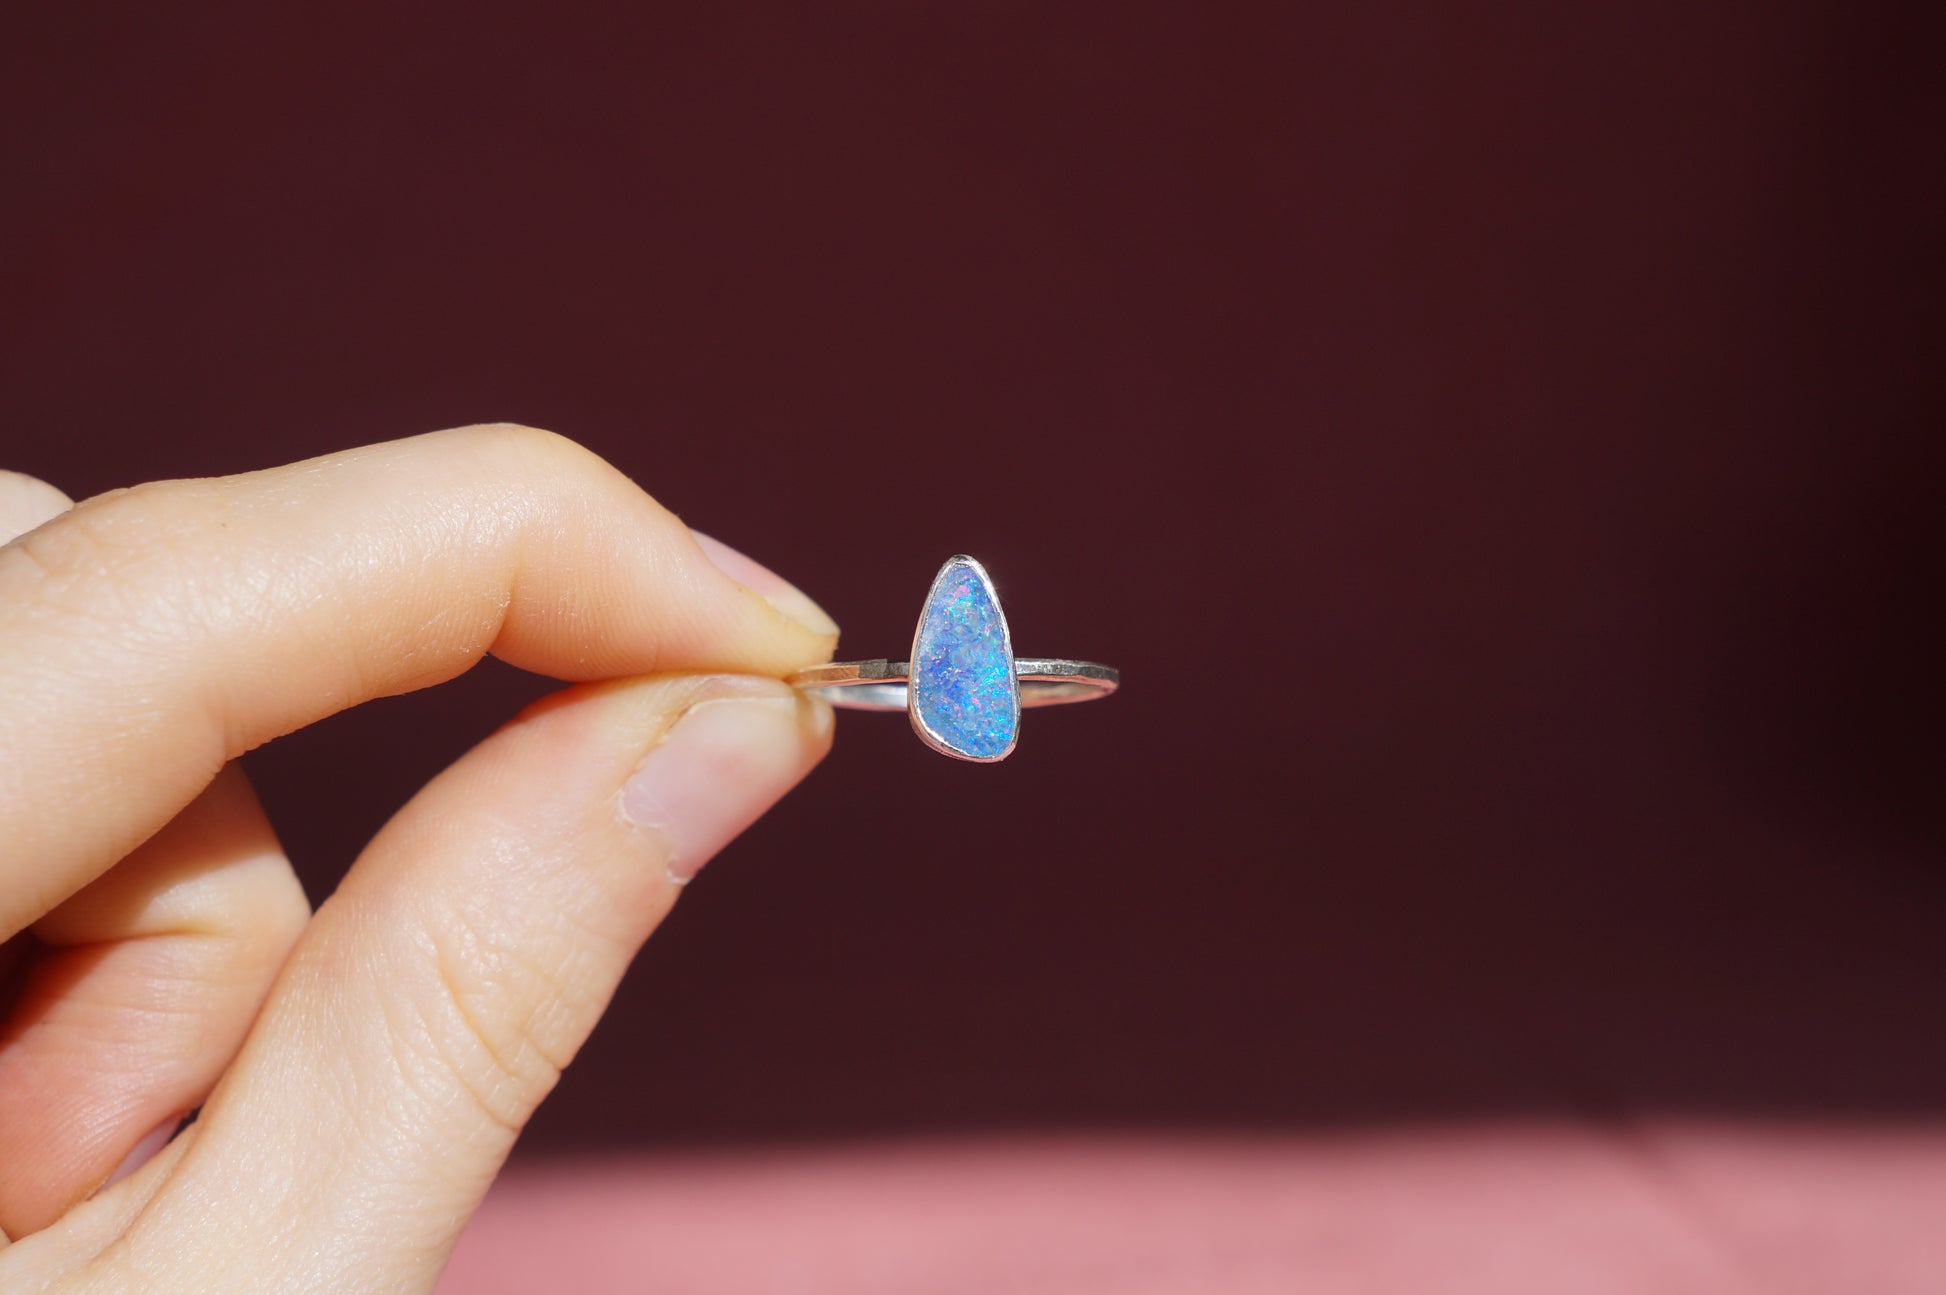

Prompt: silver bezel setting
[
  {"left": 906, "top": 555, "right": 1020, "bottom": 763},
  {"left": 787, "top": 555, "right": 1118, "bottom": 763}
]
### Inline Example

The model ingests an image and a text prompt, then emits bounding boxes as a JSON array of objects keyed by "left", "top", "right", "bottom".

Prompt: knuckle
[
  {"left": 448, "top": 422, "right": 616, "bottom": 493},
  {"left": 0, "top": 480, "right": 215, "bottom": 622},
  {"left": 1, "top": 503, "right": 144, "bottom": 632},
  {"left": 449, "top": 421, "right": 579, "bottom": 467}
]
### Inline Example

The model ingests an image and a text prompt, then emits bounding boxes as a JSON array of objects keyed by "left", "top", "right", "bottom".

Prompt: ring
[{"left": 789, "top": 555, "right": 1119, "bottom": 763}]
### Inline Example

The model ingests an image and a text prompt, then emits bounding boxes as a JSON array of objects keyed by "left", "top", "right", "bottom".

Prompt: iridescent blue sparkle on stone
[{"left": 909, "top": 556, "right": 1019, "bottom": 760}]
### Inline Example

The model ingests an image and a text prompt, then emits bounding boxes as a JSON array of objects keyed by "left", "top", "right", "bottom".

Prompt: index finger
[{"left": 0, "top": 424, "right": 837, "bottom": 935}]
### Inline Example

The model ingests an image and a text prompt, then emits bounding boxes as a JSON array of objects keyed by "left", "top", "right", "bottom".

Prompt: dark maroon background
[{"left": 3, "top": 1, "right": 1943, "bottom": 1157}]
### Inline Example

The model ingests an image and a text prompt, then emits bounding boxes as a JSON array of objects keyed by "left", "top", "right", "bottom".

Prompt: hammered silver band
[{"left": 792, "top": 658, "right": 1119, "bottom": 712}]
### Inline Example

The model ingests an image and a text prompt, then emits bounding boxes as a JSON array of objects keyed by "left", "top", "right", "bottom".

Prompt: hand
[{"left": 0, "top": 425, "right": 838, "bottom": 1292}]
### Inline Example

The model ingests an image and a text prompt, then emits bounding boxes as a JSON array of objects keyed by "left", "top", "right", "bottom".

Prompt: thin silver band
[{"left": 791, "top": 658, "right": 1120, "bottom": 711}]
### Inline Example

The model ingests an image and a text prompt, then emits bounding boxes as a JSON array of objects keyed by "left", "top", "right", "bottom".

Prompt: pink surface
[{"left": 440, "top": 1128, "right": 1946, "bottom": 1294}]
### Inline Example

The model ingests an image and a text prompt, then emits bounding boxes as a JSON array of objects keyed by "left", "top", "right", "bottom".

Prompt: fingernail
[
  {"left": 692, "top": 531, "right": 840, "bottom": 638},
  {"left": 622, "top": 692, "right": 829, "bottom": 884},
  {"left": 101, "top": 1119, "right": 176, "bottom": 1192}
]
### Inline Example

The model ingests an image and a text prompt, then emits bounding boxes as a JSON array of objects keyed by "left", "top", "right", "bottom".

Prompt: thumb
[{"left": 79, "top": 673, "right": 830, "bottom": 1293}]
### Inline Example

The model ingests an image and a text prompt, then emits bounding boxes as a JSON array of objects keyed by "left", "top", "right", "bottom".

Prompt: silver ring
[{"left": 789, "top": 555, "right": 1119, "bottom": 763}]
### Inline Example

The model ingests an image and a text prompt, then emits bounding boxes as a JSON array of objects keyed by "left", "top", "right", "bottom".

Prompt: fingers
[
  {"left": 0, "top": 764, "right": 308, "bottom": 1239},
  {"left": 86, "top": 673, "right": 830, "bottom": 1292},
  {"left": 0, "top": 424, "right": 839, "bottom": 938},
  {"left": 0, "top": 469, "right": 71, "bottom": 1252},
  {"left": 0, "top": 469, "right": 312, "bottom": 1241}
]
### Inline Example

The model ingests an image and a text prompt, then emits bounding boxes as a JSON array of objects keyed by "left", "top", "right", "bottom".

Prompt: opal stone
[{"left": 910, "top": 556, "right": 1019, "bottom": 760}]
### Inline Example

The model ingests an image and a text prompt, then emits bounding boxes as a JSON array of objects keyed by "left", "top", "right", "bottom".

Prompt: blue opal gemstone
[{"left": 909, "top": 556, "right": 1019, "bottom": 760}]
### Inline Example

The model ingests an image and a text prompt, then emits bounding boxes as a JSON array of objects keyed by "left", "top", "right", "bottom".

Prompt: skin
[{"left": 0, "top": 425, "right": 838, "bottom": 1293}]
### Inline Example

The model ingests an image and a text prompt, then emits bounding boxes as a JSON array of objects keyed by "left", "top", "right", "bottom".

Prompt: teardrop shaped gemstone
[{"left": 909, "top": 556, "right": 1020, "bottom": 761}]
